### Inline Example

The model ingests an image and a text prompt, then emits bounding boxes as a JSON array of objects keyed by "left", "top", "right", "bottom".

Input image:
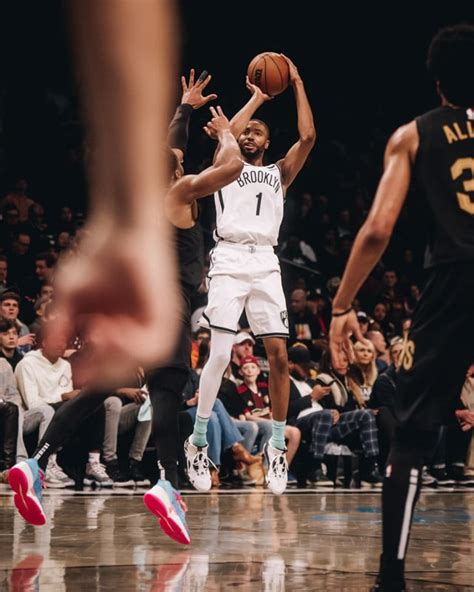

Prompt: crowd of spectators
[{"left": 0, "top": 101, "right": 473, "bottom": 489}]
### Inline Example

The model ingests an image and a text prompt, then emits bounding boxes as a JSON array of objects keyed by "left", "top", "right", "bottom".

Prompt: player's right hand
[
  {"left": 329, "top": 309, "right": 367, "bottom": 367},
  {"left": 245, "top": 76, "right": 273, "bottom": 102}
]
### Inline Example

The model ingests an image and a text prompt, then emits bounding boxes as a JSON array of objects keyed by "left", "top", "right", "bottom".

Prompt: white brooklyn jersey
[{"left": 214, "top": 162, "right": 284, "bottom": 246}]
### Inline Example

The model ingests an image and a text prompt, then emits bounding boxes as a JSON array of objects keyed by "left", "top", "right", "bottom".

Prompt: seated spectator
[
  {"left": 458, "top": 364, "right": 474, "bottom": 482},
  {"left": 29, "top": 296, "right": 52, "bottom": 335},
  {"left": 288, "top": 289, "right": 323, "bottom": 357},
  {"left": 1, "top": 178, "right": 35, "bottom": 223},
  {"left": 0, "top": 359, "right": 19, "bottom": 480},
  {"left": 352, "top": 340, "right": 378, "bottom": 403},
  {"left": 102, "top": 382, "right": 152, "bottom": 487},
  {"left": 0, "top": 354, "right": 55, "bottom": 480},
  {"left": 316, "top": 349, "right": 383, "bottom": 483},
  {"left": 404, "top": 284, "right": 421, "bottom": 317},
  {"left": 376, "top": 269, "right": 405, "bottom": 329},
  {"left": 229, "top": 331, "right": 269, "bottom": 384},
  {"left": 368, "top": 338, "right": 404, "bottom": 468},
  {"left": 372, "top": 302, "right": 396, "bottom": 339},
  {"left": 0, "top": 319, "right": 24, "bottom": 370},
  {"left": 183, "top": 369, "right": 260, "bottom": 487},
  {"left": 0, "top": 291, "right": 35, "bottom": 353},
  {"left": 191, "top": 327, "right": 210, "bottom": 370},
  {"left": 367, "top": 330, "right": 390, "bottom": 373},
  {"left": 15, "top": 331, "right": 111, "bottom": 487},
  {"left": 356, "top": 310, "right": 371, "bottom": 337},
  {"left": 0, "top": 255, "right": 8, "bottom": 291},
  {"left": 401, "top": 317, "right": 412, "bottom": 340},
  {"left": 5, "top": 231, "right": 33, "bottom": 289},
  {"left": 286, "top": 346, "right": 381, "bottom": 485},
  {"left": 218, "top": 370, "right": 261, "bottom": 456},
  {"left": 0, "top": 206, "right": 21, "bottom": 253},
  {"left": 237, "top": 355, "right": 301, "bottom": 466}
]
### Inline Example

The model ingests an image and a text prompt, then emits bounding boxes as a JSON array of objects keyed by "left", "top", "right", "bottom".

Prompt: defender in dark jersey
[
  {"left": 328, "top": 24, "right": 474, "bottom": 592},
  {"left": 143, "top": 86, "right": 243, "bottom": 543}
]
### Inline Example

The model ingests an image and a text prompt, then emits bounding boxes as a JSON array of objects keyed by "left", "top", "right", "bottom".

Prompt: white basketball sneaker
[
  {"left": 264, "top": 442, "right": 288, "bottom": 495},
  {"left": 184, "top": 437, "right": 212, "bottom": 492}
]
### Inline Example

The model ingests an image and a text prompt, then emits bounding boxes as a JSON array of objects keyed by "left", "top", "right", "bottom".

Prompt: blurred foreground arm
[{"left": 51, "top": 0, "right": 180, "bottom": 387}]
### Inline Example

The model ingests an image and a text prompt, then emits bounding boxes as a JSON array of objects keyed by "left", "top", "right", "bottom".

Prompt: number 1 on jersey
[{"left": 255, "top": 192, "right": 262, "bottom": 216}]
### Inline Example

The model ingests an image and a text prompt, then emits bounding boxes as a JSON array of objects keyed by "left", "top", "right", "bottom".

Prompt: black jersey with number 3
[{"left": 414, "top": 106, "right": 474, "bottom": 267}]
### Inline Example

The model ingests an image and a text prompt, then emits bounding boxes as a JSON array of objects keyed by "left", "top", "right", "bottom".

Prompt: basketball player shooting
[
  {"left": 184, "top": 54, "right": 316, "bottom": 495},
  {"left": 328, "top": 24, "right": 474, "bottom": 592}
]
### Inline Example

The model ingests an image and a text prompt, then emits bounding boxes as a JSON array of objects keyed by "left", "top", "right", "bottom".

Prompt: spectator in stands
[
  {"left": 1, "top": 178, "right": 35, "bottom": 223},
  {"left": 367, "top": 330, "right": 390, "bottom": 373},
  {"left": 0, "top": 205, "right": 21, "bottom": 252},
  {"left": 237, "top": 355, "right": 301, "bottom": 466},
  {"left": 356, "top": 311, "right": 370, "bottom": 336},
  {"left": 26, "top": 203, "right": 50, "bottom": 252},
  {"left": 15, "top": 331, "right": 111, "bottom": 487},
  {"left": 0, "top": 291, "right": 35, "bottom": 353},
  {"left": 230, "top": 332, "right": 256, "bottom": 383},
  {"left": 56, "top": 231, "right": 73, "bottom": 253},
  {"left": 29, "top": 296, "right": 52, "bottom": 335},
  {"left": 404, "top": 284, "right": 421, "bottom": 317},
  {"left": 0, "top": 319, "right": 23, "bottom": 370},
  {"left": 6, "top": 231, "right": 33, "bottom": 287},
  {"left": 287, "top": 346, "right": 382, "bottom": 484},
  {"left": 0, "top": 255, "right": 8, "bottom": 291},
  {"left": 376, "top": 269, "right": 405, "bottom": 328},
  {"left": 218, "top": 368, "right": 262, "bottom": 455},
  {"left": 401, "top": 317, "right": 412, "bottom": 340},
  {"left": 288, "top": 289, "right": 323, "bottom": 356},
  {"left": 459, "top": 364, "right": 474, "bottom": 481},
  {"left": 0, "top": 359, "right": 19, "bottom": 480},
  {"left": 368, "top": 337, "right": 404, "bottom": 467},
  {"left": 372, "top": 302, "right": 396, "bottom": 339},
  {"left": 35, "top": 252, "right": 56, "bottom": 286},
  {"left": 102, "top": 383, "right": 152, "bottom": 487},
  {"left": 352, "top": 340, "right": 378, "bottom": 403}
]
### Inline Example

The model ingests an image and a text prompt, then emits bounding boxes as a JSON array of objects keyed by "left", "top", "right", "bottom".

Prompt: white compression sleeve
[{"left": 196, "top": 329, "right": 236, "bottom": 418}]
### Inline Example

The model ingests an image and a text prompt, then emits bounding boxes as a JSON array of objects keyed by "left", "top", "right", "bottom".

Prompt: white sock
[{"left": 88, "top": 452, "right": 100, "bottom": 464}]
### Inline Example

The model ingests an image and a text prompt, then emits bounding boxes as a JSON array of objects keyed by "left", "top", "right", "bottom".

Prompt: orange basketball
[{"left": 247, "top": 52, "right": 290, "bottom": 96}]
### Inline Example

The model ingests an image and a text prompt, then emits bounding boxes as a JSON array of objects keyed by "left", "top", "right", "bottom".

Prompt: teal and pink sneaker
[
  {"left": 8, "top": 459, "right": 46, "bottom": 526},
  {"left": 144, "top": 479, "right": 191, "bottom": 545}
]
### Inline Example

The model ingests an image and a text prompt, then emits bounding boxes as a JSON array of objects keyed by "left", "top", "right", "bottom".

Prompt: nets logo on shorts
[{"left": 280, "top": 310, "right": 289, "bottom": 328}]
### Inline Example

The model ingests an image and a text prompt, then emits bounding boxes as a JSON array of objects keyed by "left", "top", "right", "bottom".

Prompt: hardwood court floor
[{"left": 0, "top": 487, "right": 473, "bottom": 591}]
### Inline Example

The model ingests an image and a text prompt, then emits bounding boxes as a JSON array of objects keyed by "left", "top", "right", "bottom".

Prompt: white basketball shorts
[{"left": 199, "top": 241, "right": 289, "bottom": 339}]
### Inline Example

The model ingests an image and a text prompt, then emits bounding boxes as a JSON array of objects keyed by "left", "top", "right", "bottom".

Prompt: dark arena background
[{"left": 0, "top": 3, "right": 473, "bottom": 591}]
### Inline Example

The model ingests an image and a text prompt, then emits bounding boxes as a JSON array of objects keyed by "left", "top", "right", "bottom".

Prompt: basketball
[{"left": 247, "top": 52, "right": 290, "bottom": 96}]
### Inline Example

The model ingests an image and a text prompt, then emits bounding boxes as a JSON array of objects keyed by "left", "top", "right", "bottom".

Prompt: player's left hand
[
  {"left": 279, "top": 54, "right": 301, "bottom": 85},
  {"left": 329, "top": 309, "right": 366, "bottom": 367},
  {"left": 181, "top": 69, "right": 217, "bottom": 110}
]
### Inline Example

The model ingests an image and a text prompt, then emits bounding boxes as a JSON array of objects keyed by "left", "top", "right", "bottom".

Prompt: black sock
[{"left": 380, "top": 430, "right": 437, "bottom": 580}]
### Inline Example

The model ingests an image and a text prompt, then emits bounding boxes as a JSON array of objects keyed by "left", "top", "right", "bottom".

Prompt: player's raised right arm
[{"left": 229, "top": 77, "right": 273, "bottom": 139}]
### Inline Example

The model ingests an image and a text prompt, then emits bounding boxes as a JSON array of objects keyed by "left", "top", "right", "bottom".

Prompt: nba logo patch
[
  {"left": 385, "top": 465, "right": 392, "bottom": 478},
  {"left": 280, "top": 310, "right": 289, "bottom": 328}
]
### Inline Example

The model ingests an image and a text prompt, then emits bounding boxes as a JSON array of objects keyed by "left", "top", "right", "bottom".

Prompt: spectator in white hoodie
[{"left": 15, "top": 331, "right": 111, "bottom": 487}]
